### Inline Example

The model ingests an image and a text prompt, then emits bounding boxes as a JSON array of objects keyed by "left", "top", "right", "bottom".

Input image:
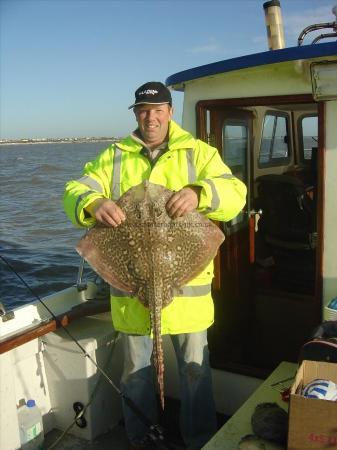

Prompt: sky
[{"left": 0, "top": 0, "right": 336, "bottom": 140}]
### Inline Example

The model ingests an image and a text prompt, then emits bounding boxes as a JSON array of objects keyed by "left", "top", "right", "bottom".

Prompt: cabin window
[
  {"left": 299, "top": 115, "right": 318, "bottom": 162},
  {"left": 259, "top": 113, "right": 291, "bottom": 167},
  {"left": 222, "top": 122, "right": 247, "bottom": 176},
  {"left": 222, "top": 121, "right": 248, "bottom": 230}
]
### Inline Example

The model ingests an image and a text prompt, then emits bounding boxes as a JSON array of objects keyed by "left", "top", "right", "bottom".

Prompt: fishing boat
[{"left": 1, "top": 2, "right": 337, "bottom": 449}]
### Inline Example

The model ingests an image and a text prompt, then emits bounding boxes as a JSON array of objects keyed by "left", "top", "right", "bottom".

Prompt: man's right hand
[{"left": 85, "top": 198, "right": 126, "bottom": 227}]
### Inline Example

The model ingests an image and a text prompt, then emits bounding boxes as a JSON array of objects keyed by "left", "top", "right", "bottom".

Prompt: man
[{"left": 64, "top": 81, "right": 247, "bottom": 449}]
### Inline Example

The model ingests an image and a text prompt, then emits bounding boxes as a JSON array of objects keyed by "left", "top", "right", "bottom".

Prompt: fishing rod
[{"left": 0, "top": 254, "right": 177, "bottom": 450}]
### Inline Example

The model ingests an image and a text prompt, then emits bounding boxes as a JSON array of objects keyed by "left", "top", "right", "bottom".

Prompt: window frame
[
  {"left": 221, "top": 118, "right": 249, "bottom": 234},
  {"left": 258, "top": 110, "right": 292, "bottom": 168},
  {"left": 221, "top": 118, "right": 248, "bottom": 178},
  {"left": 297, "top": 113, "right": 318, "bottom": 165}
]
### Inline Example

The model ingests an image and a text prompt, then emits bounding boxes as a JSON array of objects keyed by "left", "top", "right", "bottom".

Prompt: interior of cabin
[{"left": 196, "top": 95, "right": 322, "bottom": 378}]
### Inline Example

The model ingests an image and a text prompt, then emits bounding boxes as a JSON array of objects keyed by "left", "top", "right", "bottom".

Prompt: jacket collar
[{"left": 116, "top": 120, "right": 195, "bottom": 152}]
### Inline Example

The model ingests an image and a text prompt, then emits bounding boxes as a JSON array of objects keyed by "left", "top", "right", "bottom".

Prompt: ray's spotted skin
[{"left": 76, "top": 181, "right": 225, "bottom": 409}]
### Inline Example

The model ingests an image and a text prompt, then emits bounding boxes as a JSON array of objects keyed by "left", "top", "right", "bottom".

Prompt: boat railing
[
  {"left": 76, "top": 256, "right": 88, "bottom": 292},
  {"left": 297, "top": 5, "right": 337, "bottom": 46},
  {"left": 0, "top": 301, "right": 15, "bottom": 322}
]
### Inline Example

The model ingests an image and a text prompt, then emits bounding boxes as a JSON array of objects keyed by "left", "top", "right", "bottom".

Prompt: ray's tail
[{"left": 150, "top": 307, "right": 165, "bottom": 410}]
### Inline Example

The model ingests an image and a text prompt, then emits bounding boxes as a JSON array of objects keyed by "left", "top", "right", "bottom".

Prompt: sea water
[{"left": 0, "top": 141, "right": 115, "bottom": 309}]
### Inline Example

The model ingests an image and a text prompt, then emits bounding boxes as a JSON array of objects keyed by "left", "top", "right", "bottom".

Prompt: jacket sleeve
[
  {"left": 191, "top": 140, "right": 247, "bottom": 222},
  {"left": 63, "top": 146, "right": 114, "bottom": 227}
]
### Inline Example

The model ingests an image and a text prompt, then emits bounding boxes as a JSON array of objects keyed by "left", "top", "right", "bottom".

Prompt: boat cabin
[{"left": 166, "top": 37, "right": 337, "bottom": 380}]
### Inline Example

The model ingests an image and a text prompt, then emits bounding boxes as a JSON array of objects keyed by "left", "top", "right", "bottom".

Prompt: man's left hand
[{"left": 166, "top": 186, "right": 201, "bottom": 218}]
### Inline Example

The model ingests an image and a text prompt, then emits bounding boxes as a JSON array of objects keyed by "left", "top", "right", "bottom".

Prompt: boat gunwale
[{"left": 0, "top": 300, "right": 110, "bottom": 355}]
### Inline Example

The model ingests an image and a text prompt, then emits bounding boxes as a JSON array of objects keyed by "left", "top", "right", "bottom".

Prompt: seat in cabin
[
  {"left": 255, "top": 174, "right": 317, "bottom": 293},
  {"left": 255, "top": 174, "right": 316, "bottom": 251}
]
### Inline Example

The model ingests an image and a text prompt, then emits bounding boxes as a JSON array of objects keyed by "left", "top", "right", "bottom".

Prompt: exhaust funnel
[{"left": 263, "top": 0, "right": 285, "bottom": 50}]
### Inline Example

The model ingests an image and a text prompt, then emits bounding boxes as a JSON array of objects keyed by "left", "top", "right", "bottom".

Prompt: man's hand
[
  {"left": 166, "top": 186, "right": 201, "bottom": 219},
  {"left": 85, "top": 198, "right": 126, "bottom": 227}
]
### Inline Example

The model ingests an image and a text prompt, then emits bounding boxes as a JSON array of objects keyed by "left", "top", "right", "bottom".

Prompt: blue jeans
[{"left": 120, "top": 331, "right": 217, "bottom": 449}]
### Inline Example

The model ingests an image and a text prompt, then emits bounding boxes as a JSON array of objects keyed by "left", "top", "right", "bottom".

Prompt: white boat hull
[{"left": 0, "top": 285, "right": 261, "bottom": 450}]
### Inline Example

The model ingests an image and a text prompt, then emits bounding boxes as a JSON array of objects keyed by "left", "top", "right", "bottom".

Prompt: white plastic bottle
[{"left": 18, "top": 399, "right": 44, "bottom": 450}]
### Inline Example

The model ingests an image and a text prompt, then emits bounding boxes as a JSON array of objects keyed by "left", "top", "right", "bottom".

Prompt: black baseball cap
[{"left": 128, "top": 81, "right": 172, "bottom": 109}]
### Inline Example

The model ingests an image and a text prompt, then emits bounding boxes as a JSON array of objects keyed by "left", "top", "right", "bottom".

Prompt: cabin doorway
[{"left": 197, "top": 96, "right": 322, "bottom": 377}]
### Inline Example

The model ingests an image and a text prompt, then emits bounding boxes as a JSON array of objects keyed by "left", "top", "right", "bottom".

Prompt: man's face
[{"left": 134, "top": 103, "right": 173, "bottom": 148}]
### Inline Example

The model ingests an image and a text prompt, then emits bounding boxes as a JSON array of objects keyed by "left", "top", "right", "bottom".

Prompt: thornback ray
[{"left": 76, "top": 180, "right": 225, "bottom": 409}]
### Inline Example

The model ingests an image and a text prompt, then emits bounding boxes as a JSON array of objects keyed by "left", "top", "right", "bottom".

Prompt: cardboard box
[{"left": 288, "top": 360, "right": 337, "bottom": 450}]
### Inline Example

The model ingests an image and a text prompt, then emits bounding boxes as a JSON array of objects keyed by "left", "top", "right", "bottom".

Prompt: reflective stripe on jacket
[{"left": 63, "top": 120, "right": 247, "bottom": 335}]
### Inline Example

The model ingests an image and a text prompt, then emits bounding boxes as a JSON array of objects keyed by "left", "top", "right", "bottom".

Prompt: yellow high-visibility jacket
[{"left": 64, "top": 120, "right": 247, "bottom": 335}]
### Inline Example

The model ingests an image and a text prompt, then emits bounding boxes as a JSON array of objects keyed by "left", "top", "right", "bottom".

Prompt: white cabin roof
[{"left": 166, "top": 41, "right": 337, "bottom": 90}]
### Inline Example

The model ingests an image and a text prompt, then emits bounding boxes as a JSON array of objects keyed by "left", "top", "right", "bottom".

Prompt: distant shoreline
[{"left": 0, "top": 137, "right": 120, "bottom": 145}]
